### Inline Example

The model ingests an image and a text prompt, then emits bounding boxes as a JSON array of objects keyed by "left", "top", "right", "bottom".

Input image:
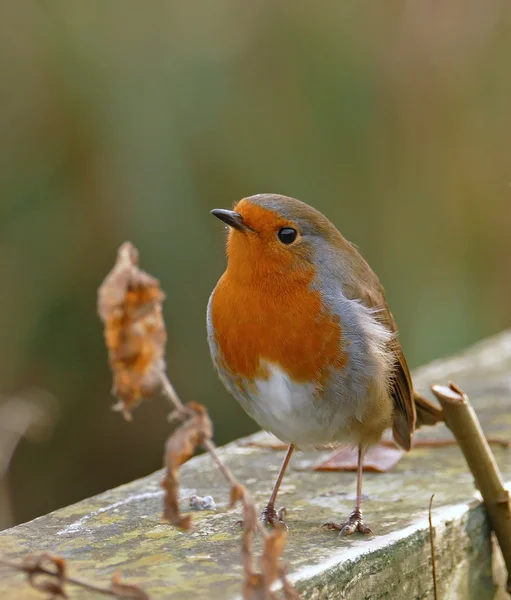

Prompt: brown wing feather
[
  {"left": 360, "top": 285, "right": 416, "bottom": 451},
  {"left": 340, "top": 242, "right": 416, "bottom": 450}
]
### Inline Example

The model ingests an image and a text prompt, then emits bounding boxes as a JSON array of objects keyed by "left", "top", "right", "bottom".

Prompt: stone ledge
[{"left": 2, "top": 331, "right": 511, "bottom": 599}]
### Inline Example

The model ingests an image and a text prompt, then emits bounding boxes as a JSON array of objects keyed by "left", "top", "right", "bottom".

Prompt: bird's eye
[{"left": 277, "top": 227, "right": 298, "bottom": 244}]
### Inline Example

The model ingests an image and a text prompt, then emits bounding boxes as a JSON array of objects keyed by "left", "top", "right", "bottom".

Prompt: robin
[{"left": 207, "top": 194, "right": 441, "bottom": 534}]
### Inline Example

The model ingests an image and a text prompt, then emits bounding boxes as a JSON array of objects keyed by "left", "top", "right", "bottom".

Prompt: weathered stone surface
[{"left": 1, "top": 331, "right": 511, "bottom": 599}]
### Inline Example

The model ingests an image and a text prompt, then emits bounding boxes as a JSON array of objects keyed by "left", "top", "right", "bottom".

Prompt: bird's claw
[
  {"left": 322, "top": 508, "right": 373, "bottom": 536},
  {"left": 260, "top": 505, "right": 288, "bottom": 530},
  {"left": 235, "top": 506, "right": 287, "bottom": 530}
]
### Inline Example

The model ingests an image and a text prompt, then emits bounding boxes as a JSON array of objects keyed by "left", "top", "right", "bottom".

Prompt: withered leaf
[
  {"left": 242, "top": 573, "right": 269, "bottom": 600},
  {"left": 98, "top": 242, "right": 167, "bottom": 419},
  {"left": 111, "top": 572, "right": 150, "bottom": 599},
  {"left": 260, "top": 529, "right": 287, "bottom": 587},
  {"left": 230, "top": 483, "right": 245, "bottom": 508},
  {"left": 161, "top": 402, "right": 213, "bottom": 530},
  {"left": 314, "top": 443, "right": 404, "bottom": 473},
  {"left": 241, "top": 499, "right": 257, "bottom": 577},
  {"left": 23, "top": 554, "right": 68, "bottom": 599},
  {"left": 242, "top": 516, "right": 299, "bottom": 600}
]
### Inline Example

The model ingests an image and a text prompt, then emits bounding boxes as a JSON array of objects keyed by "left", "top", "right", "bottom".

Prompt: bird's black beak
[{"left": 210, "top": 209, "right": 253, "bottom": 233}]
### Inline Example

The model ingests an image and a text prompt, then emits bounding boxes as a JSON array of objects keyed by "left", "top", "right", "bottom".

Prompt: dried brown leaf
[
  {"left": 111, "top": 572, "right": 151, "bottom": 599},
  {"left": 230, "top": 483, "right": 245, "bottom": 508},
  {"left": 1, "top": 555, "right": 150, "bottom": 599},
  {"left": 241, "top": 499, "right": 257, "bottom": 578},
  {"left": 314, "top": 443, "right": 404, "bottom": 473},
  {"left": 161, "top": 402, "right": 213, "bottom": 529},
  {"left": 242, "top": 511, "right": 300, "bottom": 600},
  {"left": 242, "top": 499, "right": 258, "bottom": 535},
  {"left": 241, "top": 503, "right": 284, "bottom": 599},
  {"left": 23, "top": 554, "right": 68, "bottom": 598},
  {"left": 98, "top": 242, "right": 167, "bottom": 419},
  {"left": 242, "top": 573, "right": 269, "bottom": 600},
  {"left": 260, "top": 529, "right": 287, "bottom": 586}
]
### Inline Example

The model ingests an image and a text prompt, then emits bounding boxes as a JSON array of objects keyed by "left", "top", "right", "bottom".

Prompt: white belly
[{"left": 244, "top": 362, "right": 353, "bottom": 446}]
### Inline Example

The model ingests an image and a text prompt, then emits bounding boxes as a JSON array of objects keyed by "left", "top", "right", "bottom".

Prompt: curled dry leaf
[
  {"left": 111, "top": 572, "right": 151, "bottom": 599},
  {"left": 246, "top": 530, "right": 289, "bottom": 600},
  {"left": 1, "top": 555, "right": 150, "bottom": 599},
  {"left": 98, "top": 242, "right": 167, "bottom": 419},
  {"left": 260, "top": 529, "right": 288, "bottom": 588},
  {"left": 23, "top": 554, "right": 68, "bottom": 598},
  {"left": 161, "top": 402, "right": 213, "bottom": 530},
  {"left": 241, "top": 500, "right": 258, "bottom": 577},
  {"left": 230, "top": 483, "right": 245, "bottom": 508},
  {"left": 241, "top": 499, "right": 297, "bottom": 600}
]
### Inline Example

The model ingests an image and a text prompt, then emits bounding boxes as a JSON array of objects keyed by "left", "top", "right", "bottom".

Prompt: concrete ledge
[{"left": 2, "top": 331, "right": 511, "bottom": 599}]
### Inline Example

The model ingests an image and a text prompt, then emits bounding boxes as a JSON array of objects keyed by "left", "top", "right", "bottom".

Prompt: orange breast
[{"left": 210, "top": 268, "right": 347, "bottom": 391}]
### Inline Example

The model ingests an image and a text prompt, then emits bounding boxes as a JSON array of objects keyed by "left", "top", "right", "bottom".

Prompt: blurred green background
[{"left": 1, "top": 1, "right": 510, "bottom": 528}]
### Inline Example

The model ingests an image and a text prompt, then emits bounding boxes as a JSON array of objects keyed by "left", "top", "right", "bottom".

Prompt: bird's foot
[
  {"left": 322, "top": 507, "right": 372, "bottom": 536},
  {"left": 234, "top": 506, "right": 287, "bottom": 531},
  {"left": 260, "top": 505, "right": 288, "bottom": 530}
]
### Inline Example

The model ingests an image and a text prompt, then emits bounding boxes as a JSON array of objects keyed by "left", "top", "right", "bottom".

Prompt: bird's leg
[
  {"left": 260, "top": 444, "right": 294, "bottom": 528},
  {"left": 323, "top": 445, "right": 373, "bottom": 535}
]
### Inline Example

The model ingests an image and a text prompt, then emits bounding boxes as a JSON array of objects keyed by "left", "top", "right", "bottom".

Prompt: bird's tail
[{"left": 414, "top": 392, "right": 444, "bottom": 428}]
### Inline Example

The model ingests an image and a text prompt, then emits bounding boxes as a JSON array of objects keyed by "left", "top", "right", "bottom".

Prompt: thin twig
[
  {"left": 159, "top": 371, "right": 294, "bottom": 596},
  {"left": 0, "top": 557, "right": 148, "bottom": 598},
  {"left": 202, "top": 438, "right": 268, "bottom": 537},
  {"left": 159, "top": 373, "right": 269, "bottom": 539},
  {"left": 428, "top": 495, "right": 438, "bottom": 600},
  {"left": 160, "top": 374, "right": 185, "bottom": 413},
  {"left": 201, "top": 439, "right": 240, "bottom": 489}
]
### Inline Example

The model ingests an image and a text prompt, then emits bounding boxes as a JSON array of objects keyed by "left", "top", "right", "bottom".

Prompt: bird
[{"left": 207, "top": 193, "right": 442, "bottom": 534}]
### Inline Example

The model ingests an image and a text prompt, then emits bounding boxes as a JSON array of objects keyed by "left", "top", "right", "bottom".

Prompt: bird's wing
[
  {"left": 341, "top": 242, "right": 416, "bottom": 450},
  {"left": 360, "top": 283, "right": 416, "bottom": 450}
]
